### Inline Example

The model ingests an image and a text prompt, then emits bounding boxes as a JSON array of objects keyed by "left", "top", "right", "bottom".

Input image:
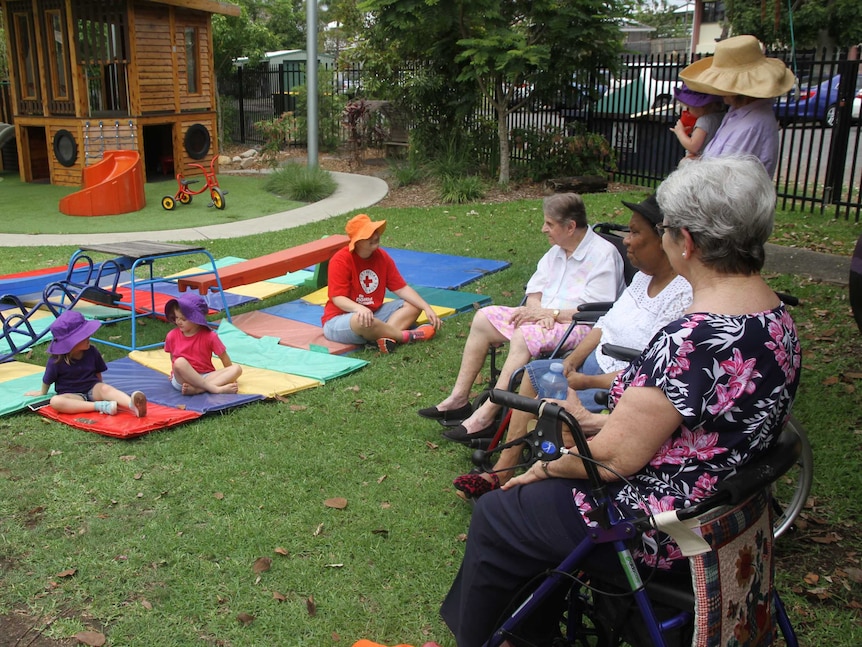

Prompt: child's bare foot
[
  {"left": 213, "top": 382, "right": 239, "bottom": 394},
  {"left": 181, "top": 383, "right": 205, "bottom": 396}
]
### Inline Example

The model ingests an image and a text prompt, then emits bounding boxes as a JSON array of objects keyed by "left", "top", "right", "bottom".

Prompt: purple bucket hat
[
  {"left": 47, "top": 310, "right": 102, "bottom": 355},
  {"left": 673, "top": 83, "right": 724, "bottom": 107},
  {"left": 165, "top": 292, "right": 209, "bottom": 327}
]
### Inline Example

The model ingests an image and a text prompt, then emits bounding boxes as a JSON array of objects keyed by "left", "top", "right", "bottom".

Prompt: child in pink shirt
[{"left": 164, "top": 293, "right": 242, "bottom": 395}]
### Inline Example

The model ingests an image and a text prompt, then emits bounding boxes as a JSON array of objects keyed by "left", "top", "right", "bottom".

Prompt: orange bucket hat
[{"left": 346, "top": 214, "right": 386, "bottom": 252}]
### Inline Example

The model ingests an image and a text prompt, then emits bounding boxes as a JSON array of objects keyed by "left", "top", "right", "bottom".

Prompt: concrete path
[
  {"left": 764, "top": 243, "right": 851, "bottom": 286},
  {"left": 0, "top": 171, "right": 389, "bottom": 247}
]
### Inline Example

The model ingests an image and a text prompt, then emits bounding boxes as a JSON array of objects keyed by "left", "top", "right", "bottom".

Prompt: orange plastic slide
[{"left": 59, "top": 150, "right": 147, "bottom": 217}]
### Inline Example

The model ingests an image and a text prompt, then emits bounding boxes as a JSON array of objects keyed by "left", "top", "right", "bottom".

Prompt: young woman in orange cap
[{"left": 322, "top": 213, "right": 441, "bottom": 353}]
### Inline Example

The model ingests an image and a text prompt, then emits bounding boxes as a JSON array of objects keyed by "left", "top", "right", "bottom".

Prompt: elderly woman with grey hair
[
  {"left": 436, "top": 156, "right": 801, "bottom": 647},
  {"left": 418, "top": 192, "right": 625, "bottom": 442}
]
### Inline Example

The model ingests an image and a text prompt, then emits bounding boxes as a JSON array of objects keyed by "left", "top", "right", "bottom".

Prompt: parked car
[
  {"left": 773, "top": 73, "right": 862, "bottom": 128},
  {"left": 853, "top": 83, "right": 862, "bottom": 122}
]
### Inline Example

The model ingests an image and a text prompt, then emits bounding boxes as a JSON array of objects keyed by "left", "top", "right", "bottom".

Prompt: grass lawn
[
  {"left": 0, "top": 190, "right": 860, "bottom": 646},
  {"left": 0, "top": 171, "right": 303, "bottom": 235}
]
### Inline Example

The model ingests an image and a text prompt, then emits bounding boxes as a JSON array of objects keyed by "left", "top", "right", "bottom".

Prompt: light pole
[{"left": 306, "top": 0, "right": 319, "bottom": 168}]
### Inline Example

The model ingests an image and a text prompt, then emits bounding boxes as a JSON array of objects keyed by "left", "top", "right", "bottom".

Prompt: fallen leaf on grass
[
  {"left": 380, "top": 501, "right": 391, "bottom": 509},
  {"left": 213, "top": 492, "right": 224, "bottom": 500},
  {"left": 810, "top": 532, "right": 843, "bottom": 544},
  {"left": 289, "top": 404, "right": 307, "bottom": 411},
  {"left": 457, "top": 533, "right": 468, "bottom": 542},
  {"left": 236, "top": 612, "right": 255, "bottom": 625},
  {"left": 307, "top": 594, "right": 317, "bottom": 616},
  {"left": 324, "top": 497, "right": 348, "bottom": 509},
  {"left": 273, "top": 590, "right": 286, "bottom": 602},
  {"left": 134, "top": 472, "right": 143, "bottom": 480},
  {"left": 313, "top": 523, "right": 324, "bottom": 536},
  {"left": 56, "top": 568, "right": 76, "bottom": 578},
  {"left": 822, "top": 376, "right": 840, "bottom": 386},
  {"left": 803, "top": 572, "right": 819, "bottom": 585},
  {"left": 844, "top": 567, "right": 862, "bottom": 583},
  {"left": 75, "top": 631, "right": 106, "bottom": 646},
  {"left": 119, "top": 455, "right": 136, "bottom": 461},
  {"left": 253, "top": 557, "right": 272, "bottom": 574},
  {"left": 274, "top": 547, "right": 289, "bottom": 556},
  {"left": 345, "top": 385, "right": 360, "bottom": 392},
  {"left": 141, "top": 599, "right": 153, "bottom": 610},
  {"left": 377, "top": 474, "right": 387, "bottom": 484},
  {"left": 845, "top": 372, "right": 862, "bottom": 380}
]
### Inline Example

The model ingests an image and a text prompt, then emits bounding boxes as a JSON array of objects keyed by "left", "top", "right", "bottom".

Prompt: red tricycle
[{"left": 161, "top": 155, "right": 227, "bottom": 211}]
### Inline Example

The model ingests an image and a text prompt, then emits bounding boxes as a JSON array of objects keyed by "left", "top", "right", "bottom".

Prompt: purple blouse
[
  {"left": 702, "top": 99, "right": 780, "bottom": 177},
  {"left": 576, "top": 307, "right": 801, "bottom": 569}
]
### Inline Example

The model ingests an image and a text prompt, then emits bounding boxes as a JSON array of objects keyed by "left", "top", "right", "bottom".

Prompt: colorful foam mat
[
  {"left": 0, "top": 361, "right": 50, "bottom": 417},
  {"left": 381, "top": 247, "right": 510, "bottom": 289},
  {"left": 104, "top": 357, "right": 265, "bottom": 413},
  {"left": 38, "top": 401, "right": 201, "bottom": 439},
  {"left": 215, "top": 320, "right": 367, "bottom": 382},
  {"left": 127, "top": 349, "right": 323, "bottom": 398},
  {"left": 231, "top": 310, "right": 357, "bottom": 354}
]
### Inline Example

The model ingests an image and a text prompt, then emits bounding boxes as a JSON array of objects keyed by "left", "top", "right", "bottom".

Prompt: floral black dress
[{"left": 585, "top": 306, "right": 801, "bottom": 569}]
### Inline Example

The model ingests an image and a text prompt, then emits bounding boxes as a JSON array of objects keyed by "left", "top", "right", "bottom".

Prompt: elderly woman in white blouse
[{"left": 418, "top": 192, "right": 626, "bottom": 443}]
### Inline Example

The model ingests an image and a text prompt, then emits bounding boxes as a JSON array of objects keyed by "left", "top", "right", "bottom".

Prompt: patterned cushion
[{"left": 690, "top": 489, "right": 775, "bottom": 647}]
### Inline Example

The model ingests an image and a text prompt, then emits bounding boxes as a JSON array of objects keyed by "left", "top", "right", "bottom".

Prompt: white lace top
[{"left": 594, "top": 271, "right": 692, "bottom": 373}]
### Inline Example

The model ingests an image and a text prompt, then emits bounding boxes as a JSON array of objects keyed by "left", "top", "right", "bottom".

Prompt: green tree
[
  {"left": 725, "top": 0, "right": 862, "bottom": 49},
  {"left": 632, "top": 0, "right": 689, "bottom": 39},
  {"left": 213, "top": 5, "right": 280, "bottom": 77},
  {"left": 361, "top": 0, "right": 631, "bottom": 184},
  {"left": 0, "top": 22, "right": 8, "bottom": 81}
]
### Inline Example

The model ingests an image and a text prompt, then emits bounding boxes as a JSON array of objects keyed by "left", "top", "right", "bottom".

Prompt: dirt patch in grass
[{"left": 0, "top": 611, "right": 77, "bottom": 647}]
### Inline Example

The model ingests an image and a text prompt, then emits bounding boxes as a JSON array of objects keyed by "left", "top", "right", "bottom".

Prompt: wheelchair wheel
[
  {"left": 210, "top": 186, "right": 226, "bottom": 210},
  {"left": 562, "top": 586, "right": 617, "bottom": 647},
  {"left": 772, "top": 414, "right": 813, "bottom": 539},
  {"left": 161, "top": 195, "right": 176, "bottom": 211}
]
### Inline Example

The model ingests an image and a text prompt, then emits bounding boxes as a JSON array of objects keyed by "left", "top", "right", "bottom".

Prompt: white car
[{"left": 853, "top": 87, "right": 861, "bottom": 121}]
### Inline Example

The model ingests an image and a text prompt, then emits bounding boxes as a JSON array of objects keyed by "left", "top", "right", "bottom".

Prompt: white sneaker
[{"left": 96, "top": 400, "right": 118, "bottom": 415}]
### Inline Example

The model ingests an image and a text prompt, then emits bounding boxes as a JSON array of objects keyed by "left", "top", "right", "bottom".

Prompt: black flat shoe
[
  {"left": 417, "top": 403, "right": 473, "bottom": 422},
  {"left": 442, "top": 422, "right": 497, "bottom": 444}
]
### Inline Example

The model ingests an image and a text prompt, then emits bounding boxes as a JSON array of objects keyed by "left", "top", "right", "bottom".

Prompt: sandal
[{"left": 453, "top": 472, "right": 500, "bottom": 500}]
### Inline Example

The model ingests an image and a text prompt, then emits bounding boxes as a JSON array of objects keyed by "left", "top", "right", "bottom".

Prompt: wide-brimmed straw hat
[
  {"left": 679, "top": 35, "right": 795, "bottom": 99},
  {"left": 165, "top": 292, "right": 209, "bottom": 327},
  {"left": 346, "top": 214, "right": 387, "bottom": 252},
  {"left": 674, "top": 83, "right": 724, "bottom": 107},
  {"left": 47, "top": 310, "right": 102, "bottom": 355},
  {"left": 621, "top": 194, "right": 663, "bottom": 226}
]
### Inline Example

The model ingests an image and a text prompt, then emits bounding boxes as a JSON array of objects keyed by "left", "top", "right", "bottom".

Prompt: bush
[
  {"left": 263, "top": 163, "right": 337, "bottom": 202},
  {"left": 293, "top": 69, "right": 348, "bottom": 152},
  {"left": 255, "top": 113, "right": 299, "bottom": 168},
  {"left": 510, "top": 124, "right": 616, "bottom": 182},
  {"left": 390, "top": 161, "right": 426, "bottom": 188},
  {"left": 437, "top": 175, "right": 485, "bottom": 204}
]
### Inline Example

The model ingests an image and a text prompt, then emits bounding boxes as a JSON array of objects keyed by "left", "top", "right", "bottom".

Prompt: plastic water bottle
[{"left": 539, "top": 362, "right": 568, "bottom": 400}]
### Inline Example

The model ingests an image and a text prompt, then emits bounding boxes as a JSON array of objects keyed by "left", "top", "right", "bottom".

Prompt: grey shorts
[{"left": 322, "top": 299, "right": 405, "bottom": 345}]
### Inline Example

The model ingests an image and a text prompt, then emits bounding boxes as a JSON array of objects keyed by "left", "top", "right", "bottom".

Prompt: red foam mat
[
  {"left": 37, "top": 401, "right": 201, "bottom": 438},
  {"left": 231, "top": 310, "right": 358, "bottom": 354}
]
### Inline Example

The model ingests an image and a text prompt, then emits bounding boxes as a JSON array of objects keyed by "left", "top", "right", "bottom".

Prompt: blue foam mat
[
  {"left": 104, "top": 357, "right": 264, "bottom": 413},
  {"left": 259, "top": 300, "right": 325, "bottom": 326},
  {"left": 381, "top": 247, "right": 510, "bottom": 290},
  {"left": 387, "top": 286, "right": 493, "bottom": 313}
]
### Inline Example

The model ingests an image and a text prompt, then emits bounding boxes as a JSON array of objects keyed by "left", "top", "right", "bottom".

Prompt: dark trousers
[{"left": 440, "top": 479, "right": 619, "bottom": 647}]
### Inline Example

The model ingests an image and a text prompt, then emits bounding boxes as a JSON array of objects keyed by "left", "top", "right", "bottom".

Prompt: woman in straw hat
[{"left": 679, "top": 34, "right": 796, "bottom": 177}]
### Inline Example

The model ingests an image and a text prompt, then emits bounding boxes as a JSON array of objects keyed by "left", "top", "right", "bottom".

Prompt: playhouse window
[
  {"left": 46, "top": 10, "right": 69, "bottom": 100},
  {"left": 13, "top": 12, "right": 38, "bottom": 100},
  {"left": 185, "top": 27, "right": 200, "bottom": 95}
]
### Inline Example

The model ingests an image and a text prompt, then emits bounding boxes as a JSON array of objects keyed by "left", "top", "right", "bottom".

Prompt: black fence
[{"left": 219, "top": 49, "right": 862, "bottom": 221}]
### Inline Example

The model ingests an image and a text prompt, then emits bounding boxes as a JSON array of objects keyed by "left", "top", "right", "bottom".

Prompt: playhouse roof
[{"left": 146, "top": 0, "right": 241, "bottom": 17}]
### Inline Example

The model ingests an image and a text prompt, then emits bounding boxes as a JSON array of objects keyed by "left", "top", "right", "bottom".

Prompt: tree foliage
[
  {"left": 359, "top": 0, "right": 632, "bottom": 184},
  {"left": 725, "top": 0, "right": 862, "bottom": 49},
  {"left": 632, "top": 0, "right": 689, "bottom": 39}
]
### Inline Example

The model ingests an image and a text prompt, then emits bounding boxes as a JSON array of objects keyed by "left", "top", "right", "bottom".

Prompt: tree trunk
[{"left": 497, "top": 103, "right": 510, "bottom": 185}]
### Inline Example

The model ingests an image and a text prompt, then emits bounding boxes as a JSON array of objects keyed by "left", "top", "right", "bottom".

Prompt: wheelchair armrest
[
  {"left": 601, "top": 343, "right": 640, "bottom": 362},
  {"left": 577, "top": 301, "right": 615, "bottom": 312}
]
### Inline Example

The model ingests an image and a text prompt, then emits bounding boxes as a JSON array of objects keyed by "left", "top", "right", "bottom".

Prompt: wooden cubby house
[{"left": 0, "top": 0, "right": 240, "bottom": 186}]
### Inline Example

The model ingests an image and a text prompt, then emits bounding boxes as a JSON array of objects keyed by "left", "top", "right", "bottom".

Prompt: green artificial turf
[{"left": 0, "top": 171, "right": 304, "bottom": 235}]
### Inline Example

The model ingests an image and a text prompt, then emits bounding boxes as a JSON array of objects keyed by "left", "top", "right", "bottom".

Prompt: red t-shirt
[{"left": 321, "top": 247, "right": 407, "bottom": 324}]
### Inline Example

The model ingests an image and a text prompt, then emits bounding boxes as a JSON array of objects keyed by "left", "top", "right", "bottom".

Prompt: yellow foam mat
[
  {"left": 225, "top": 281, "right": 296, "bottom": 300},
  {"left": 128, "top": 350, "right": 321, "bottom": 398},
  {"left": 0, "top": 360, "right": 44, "bottom": 382},
  {"left": 301, "top": 288, "right": 454, "bottom": 322}
]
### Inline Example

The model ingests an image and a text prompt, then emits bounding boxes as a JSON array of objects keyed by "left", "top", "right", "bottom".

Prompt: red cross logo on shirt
[{"left": 359, "top": 269, "right": 379, "bottom": 294}]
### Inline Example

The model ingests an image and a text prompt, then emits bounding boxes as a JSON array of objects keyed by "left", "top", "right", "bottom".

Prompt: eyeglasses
[{"left": 655, "top": 223, "right": 673, "bottom": 236}]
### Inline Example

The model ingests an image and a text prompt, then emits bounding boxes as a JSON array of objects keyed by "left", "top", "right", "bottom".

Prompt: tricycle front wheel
[
  {"left": 179, "top": 192, "right": 192, "bottom": 205},
  {"left": 210, "top": 186, "right": 226, "bottom": 210}
]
